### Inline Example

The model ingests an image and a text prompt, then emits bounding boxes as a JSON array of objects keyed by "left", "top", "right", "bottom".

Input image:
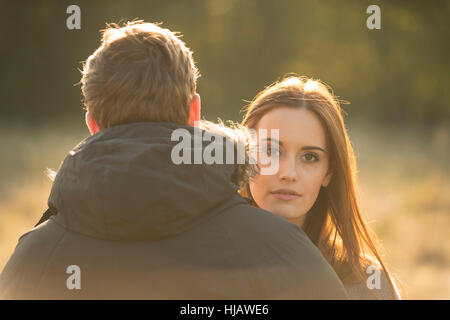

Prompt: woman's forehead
[{"left": 255, "top": 107, "right": 327, "bottom": 148}]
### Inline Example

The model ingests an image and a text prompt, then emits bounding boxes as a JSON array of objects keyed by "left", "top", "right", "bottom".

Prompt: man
[{"left": 0, "top": 21, "right": 348, "bottom": 299}]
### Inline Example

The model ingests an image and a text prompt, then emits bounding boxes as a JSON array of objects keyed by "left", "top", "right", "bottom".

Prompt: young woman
[{"left": 239, "top": 76, "right": 402, "bottom": 299}]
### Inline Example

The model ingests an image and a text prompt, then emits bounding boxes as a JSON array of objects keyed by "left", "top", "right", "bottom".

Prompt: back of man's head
[{"left": 81, "top": 20, "right": 199, "bottom": 129}]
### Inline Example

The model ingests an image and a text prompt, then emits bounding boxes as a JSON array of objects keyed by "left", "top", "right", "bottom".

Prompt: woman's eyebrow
[
  {"left": 261, "top": 138, "right": 326, "bottom": 153},
  {"left": 301, "top": 146, "right": 327, "bottom": 153}
]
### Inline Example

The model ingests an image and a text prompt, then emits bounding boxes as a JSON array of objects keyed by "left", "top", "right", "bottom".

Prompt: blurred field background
[{"left": 0, "top": 1, "right": 448, "bottom": 299}]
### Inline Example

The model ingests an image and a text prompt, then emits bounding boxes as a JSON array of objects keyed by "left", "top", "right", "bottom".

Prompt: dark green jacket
[{"left": 0, "top": 122, "right": 348, "bottom": 299}]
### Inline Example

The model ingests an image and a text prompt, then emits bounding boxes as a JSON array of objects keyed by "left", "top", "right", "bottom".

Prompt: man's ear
[
  {"left": 187, "top": 93, "right": 201, "bottom": 127},
  {"left": 85, "top": 111, "right": 100, "bottom": 135}
]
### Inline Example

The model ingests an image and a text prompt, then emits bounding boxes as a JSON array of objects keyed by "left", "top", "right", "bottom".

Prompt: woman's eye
[
  {"left": 270, "top": 148, "right": 280, "bottom": 157},
  {"left": 260, "top": 145, "right": 280, "bottom": 157},
  {"left": 302, "top": 153, "right": 319, "bottom": 162}
]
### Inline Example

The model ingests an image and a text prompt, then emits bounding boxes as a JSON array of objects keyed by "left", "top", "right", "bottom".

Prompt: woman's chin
[{"left": 266, "top": 204, "right": 306, "bottom": 222}]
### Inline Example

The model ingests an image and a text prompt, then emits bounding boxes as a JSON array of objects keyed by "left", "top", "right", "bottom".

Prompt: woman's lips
[
  {"left": 271, "top": 193, "right": 300, "bottom": 200},
  {"left": 270, "top": 189, "right": 301, "bottom": 201}
]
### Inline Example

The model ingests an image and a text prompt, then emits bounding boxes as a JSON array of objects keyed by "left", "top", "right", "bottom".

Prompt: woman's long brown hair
[{"left": 240, "top": 76, "right": 400, "bottom": 299}]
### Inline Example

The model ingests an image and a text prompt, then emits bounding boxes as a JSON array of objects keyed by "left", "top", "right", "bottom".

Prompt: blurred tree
[{"left": 0, "top": 0, "right": 448, "bottom": 126}]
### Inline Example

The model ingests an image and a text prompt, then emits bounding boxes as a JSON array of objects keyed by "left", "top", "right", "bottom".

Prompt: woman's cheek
[
  {"left": 303, "top": 180, "right": 323, "bottom": 211},
  {"left": 249, "top": 175, "right": 270, "bottom": 206}
]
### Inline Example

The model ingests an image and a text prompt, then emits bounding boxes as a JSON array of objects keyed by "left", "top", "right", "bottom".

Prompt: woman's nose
[{"left": 277, "top": 155, "right": 297, "bottom": 182}]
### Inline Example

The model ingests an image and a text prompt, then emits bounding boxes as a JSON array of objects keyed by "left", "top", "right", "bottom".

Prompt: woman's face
[{"left": 249, "top": 107, "right": 332, "bottom": 228}]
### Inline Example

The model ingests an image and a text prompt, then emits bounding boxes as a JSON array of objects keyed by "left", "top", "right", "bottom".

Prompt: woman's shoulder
[{"left": 344, "top": 257, "right": 402, "bottom": 300}]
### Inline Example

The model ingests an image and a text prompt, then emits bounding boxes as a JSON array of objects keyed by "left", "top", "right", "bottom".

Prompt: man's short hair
[{"left": 81, "top": 20, "right": 199, "bottom": 129}]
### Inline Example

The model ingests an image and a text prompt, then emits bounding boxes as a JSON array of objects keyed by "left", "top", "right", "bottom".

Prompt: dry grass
[
  {"left": 348, "top": 121, "right": 449, "bottom": 299},
  {"left": 0, "top": 120, "right": 448, "bottom": 299}
]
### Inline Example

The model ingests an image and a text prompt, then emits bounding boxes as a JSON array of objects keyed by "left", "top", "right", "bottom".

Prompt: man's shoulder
[
  {"left": 217, "top": 201, "right": 309, "bottom": 239},
  {"left": 221, "top": 201, "right": 302, "bottom": 230},
  {"left": 0, "top": 219, "right": 67, "bottom": 299},
  {"left": 1, "top": 219, "right": 67, "bottom": 273},
  {"left": 204, "top": 202, "right": 349, "bottom": 299},
  {"left": 213, "top": 202, "right": 322, "bottom": 260}
]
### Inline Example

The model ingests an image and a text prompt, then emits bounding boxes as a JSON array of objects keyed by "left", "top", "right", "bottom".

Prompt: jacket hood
[{"left": 48, "top": 122, "right": 247, "bottom": 241}]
